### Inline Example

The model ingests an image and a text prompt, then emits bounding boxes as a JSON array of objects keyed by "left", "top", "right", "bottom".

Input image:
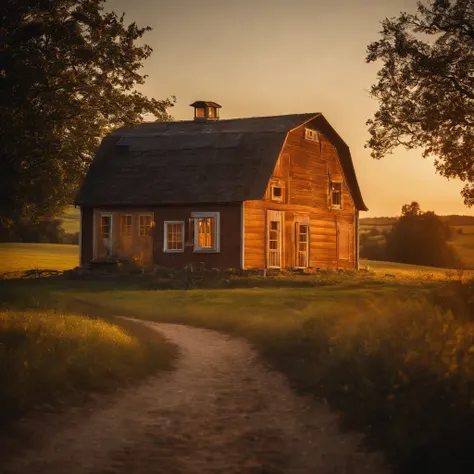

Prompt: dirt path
[{"left": 2, "top": 320, "right": 389, "bottom": 474}]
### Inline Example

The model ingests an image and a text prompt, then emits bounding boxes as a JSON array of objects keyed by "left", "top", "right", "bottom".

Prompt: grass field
[
  {"left": 1, "top": 269, "right": 473, "bottom": 473},
  {"left": 0, "top": 308, "right": 175, "bottom": 424},
  {"left": 0, "top": 243, "right": 79, "bottom": 274}
]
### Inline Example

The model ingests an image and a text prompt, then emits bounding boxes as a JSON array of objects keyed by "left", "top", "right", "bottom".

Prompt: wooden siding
[
  {"left": 80, "top": 204, "right": 241, "bottom": 270},
  {"left": 244, "top": 125, "right": 357, "bottom": 270}
]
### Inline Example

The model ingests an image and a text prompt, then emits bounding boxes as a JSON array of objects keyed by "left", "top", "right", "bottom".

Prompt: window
[
  {"left": 296, "top": 224, "right": 309, "bottom": 268},
  {"left": 164, "top": 221, "right": 184, "bottom": 252},
  {"left": 268, "top": 220, "right": 281, "bottom": 268},
  {"left": 120, "top": 215, "right": 132, "bottom": 237},
  {"left": 331, "top": 182, "right": 342, "bottom": 208},
  {"left": 195, "top": 107, "right": 205, "bottom": 118},
  {"left": 100, "top": 215, "right": 111, "bottom": 239},
  {"left": 305, "top": 128, "right": 319, "bottom": 142},
  {"left": 139, "top": 215, "right": 153, "bottom": 236},
  {"left": 191, "top": 212, "right": 220, "bottom": 252},
  {"left": 208, "top": 107, "right": 216, "bottom": 118},
  {"left": 271, "top": 185, "right": 283, "bottom": 202}
]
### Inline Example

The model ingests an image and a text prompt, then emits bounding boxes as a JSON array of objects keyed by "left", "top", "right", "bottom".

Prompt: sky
[{"left": 108, "top": 0, "right": 474, "bottom": 218}]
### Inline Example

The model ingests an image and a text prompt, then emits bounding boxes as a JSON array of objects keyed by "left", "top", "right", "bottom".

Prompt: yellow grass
[
  {"left": 360, "top": 258, "right": 473, "bottom": 279},
  {"left": 0, "top": 243, "right": 79, "bottom": 274},
  {"left": 0, "top": 308, "right": 175, "bottom": 423}
]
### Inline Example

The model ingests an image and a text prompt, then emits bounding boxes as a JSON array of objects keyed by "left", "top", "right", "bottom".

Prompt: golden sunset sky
[{"left": 109, "top": 0, "right": 474, "bottom": 218}]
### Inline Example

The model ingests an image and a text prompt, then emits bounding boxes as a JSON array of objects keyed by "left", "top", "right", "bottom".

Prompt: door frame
[
  {"left": 93, "top": 211, "right": 113, "bottom": 259},
  {"left": 266, "top": 210, "right": 283, "bottom": 269},
  {"left": 295, "top": 221, "right": 310, "bottom": 268}
]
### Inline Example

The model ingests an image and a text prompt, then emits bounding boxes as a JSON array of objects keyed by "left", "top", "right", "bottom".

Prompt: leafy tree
[
  {"left": 366, "top": 0, "right": 474, "bottom": 206},
  {"left": 386, "top": 202, "right": 460, "bottom": 268},
  {"left": 0, "top": 0, "right": 174, "bottom": 227}
]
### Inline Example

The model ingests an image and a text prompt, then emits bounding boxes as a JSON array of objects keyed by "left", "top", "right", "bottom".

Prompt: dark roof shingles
[{"left": 75, "top": 113, "right": 367, "bottom": 210}]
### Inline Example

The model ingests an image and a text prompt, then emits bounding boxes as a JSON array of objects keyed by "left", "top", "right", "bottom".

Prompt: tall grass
[
  {"left": 66, "top": 283, "right": 474, "bottom": 474},
  {"left": 2, "top": 273, "right": 474, "bottom": 472},
  {"left": 0, "top": 309, "right": 175, "bottom": 424}
]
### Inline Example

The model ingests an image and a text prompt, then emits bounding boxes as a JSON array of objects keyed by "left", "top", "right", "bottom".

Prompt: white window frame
[
  {"left": 330, "top": 181, "right": 343, "bottom": 209},
  {"left": 191, "top": 211, "right": 220, "bottom": 253},
  {"left": 295, "top": 222, "right": 310, "bottom": 268},
  {"left": 305, "top": 128, "right": 319, "bottom": 142},
  {"left": 138, "top": 214, "right": 153, "bottom": 237},
  {"left": 163, "top": 221, "right": 185, "bottom": 253},
  {"left": 270, "top": 184, "right": 284, "bottom": 202}
]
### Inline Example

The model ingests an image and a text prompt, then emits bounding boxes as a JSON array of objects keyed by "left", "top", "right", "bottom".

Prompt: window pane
[
  {"left": 139, "top": 215, "right": 152, "bottom": 236},
  {"left": 101, "top": 216, "right": 111, "bottom": 238},
  {"left": 166, "top": 222, "right": 184, "bottom": 251}
]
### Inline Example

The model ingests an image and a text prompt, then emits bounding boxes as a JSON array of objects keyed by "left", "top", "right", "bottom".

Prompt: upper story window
[
  {"left": 271, "top": 185, "right": 283, "bottom": 202},
  {"left": 305, "top": 128, "right": 319, "bottom": 142},
  {"left": 331, "top": 182, "right": 342, "bottom": 208},
  {"left": 191, "top": 212, "right": 220, "bottom": 252}
]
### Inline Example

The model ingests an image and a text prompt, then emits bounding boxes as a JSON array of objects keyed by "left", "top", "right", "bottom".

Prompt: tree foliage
[
  {"left": 386, "top": 202, "right": 460, "bottom": 268},
  {"left": 366, "top": 0, "right": 474, "bottom": 205},
  {"left": 0, "top": 0, "right": 174, "bottom": 226}
]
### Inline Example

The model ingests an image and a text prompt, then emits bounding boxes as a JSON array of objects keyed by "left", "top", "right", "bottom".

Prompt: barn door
[{"left": 267, "top": 210, "right": 282, "bottom": 269}]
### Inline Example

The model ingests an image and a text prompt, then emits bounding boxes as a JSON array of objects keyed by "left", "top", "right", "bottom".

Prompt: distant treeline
[
  {"left": 0, "top": 218, "right": 79, "bottom": 245},
  {"left": 361, "top": 215, "right": 474, "bottom": 227},
  {"left": 360, "top": 203, "right": 462, "bottom": 269}
]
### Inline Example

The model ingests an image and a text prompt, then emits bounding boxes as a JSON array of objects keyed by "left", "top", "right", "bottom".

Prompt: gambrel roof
[{"left": 75, "top": 113, "right": 368, "bottom": 210}]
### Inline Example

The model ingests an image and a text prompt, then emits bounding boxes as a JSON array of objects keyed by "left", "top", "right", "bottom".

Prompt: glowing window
[{"left": 191, "top": 212, "right": 220, "bottom": 252}]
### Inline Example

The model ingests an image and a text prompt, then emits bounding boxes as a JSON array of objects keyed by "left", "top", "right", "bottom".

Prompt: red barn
[{"left": 75, "top": 101, "right": 367, "bottom": 271}]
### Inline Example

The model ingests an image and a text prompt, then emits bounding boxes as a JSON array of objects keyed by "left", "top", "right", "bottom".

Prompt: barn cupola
[{"left": 190, "top": 101, "right": 221, "bottom": 121}]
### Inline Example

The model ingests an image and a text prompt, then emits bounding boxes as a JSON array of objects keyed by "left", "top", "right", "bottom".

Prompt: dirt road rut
[{"left": 3, "top": 320, "right": 388, "bottom": 473}]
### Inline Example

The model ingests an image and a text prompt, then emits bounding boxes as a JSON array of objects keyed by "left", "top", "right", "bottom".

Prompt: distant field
[
  {"left": 0, "top": 243, "right": 79, "bottom": 274},
  {"left": 360, "top": 259, "right": 473, "bottom": 279},
  {"left": 59, "top": 206, "right": 80, "bottom": 233},
  {"left": 361, "top": 220, "right": 474, "bottom": 269}
]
